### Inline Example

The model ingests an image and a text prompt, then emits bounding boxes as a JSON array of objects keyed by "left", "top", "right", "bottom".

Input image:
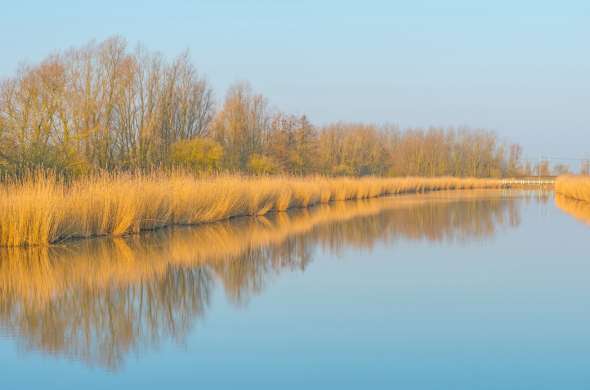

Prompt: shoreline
[{"left": 0, "top": 174, "right": 520, "bottom": 247}]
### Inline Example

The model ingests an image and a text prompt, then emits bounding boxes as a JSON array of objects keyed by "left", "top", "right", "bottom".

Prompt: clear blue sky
[{"left": 1, "top": 0, "right": 588, "bottom": 162}]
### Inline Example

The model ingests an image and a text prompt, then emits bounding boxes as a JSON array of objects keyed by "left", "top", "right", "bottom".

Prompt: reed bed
[
  {"left": 0, "top": 173, "right": 508, "bottom": 247},
  {"left": 555, "top": 175, "right": 590, "bottom": 203}
]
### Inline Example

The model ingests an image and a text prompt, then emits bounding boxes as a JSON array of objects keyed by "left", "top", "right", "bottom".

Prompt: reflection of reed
[
  {"left": 0, "top": 190, "right": 522, "bottom": 370},
  {"left": 555, "top": 175, "right": 590, "bottom": 203},
  {"left": 555, "top": 194, "right": 590, "bottom": 226}
]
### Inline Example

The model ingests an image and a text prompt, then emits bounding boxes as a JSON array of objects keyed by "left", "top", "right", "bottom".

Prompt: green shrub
[
  {"left": 332, "top": 164, "right": 354, "bottom": 176},
  {"left": 170, "top": 138, "right": 224, "bottom": 172},
  {"left": 248, "top": 154, "right": 280, "bottom": 175}
]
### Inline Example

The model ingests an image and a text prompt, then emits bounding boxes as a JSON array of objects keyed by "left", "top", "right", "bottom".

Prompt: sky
[{"left": 0, "top": 0, "right": 588, "bottom": 163}]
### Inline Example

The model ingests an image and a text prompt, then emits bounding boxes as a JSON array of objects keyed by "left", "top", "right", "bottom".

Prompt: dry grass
[
  {"left": 555, "top": 175, "right": 590, "bottom": 203},
  {"left": 0, "top": 173, "right": 509, "bottom": 247}
]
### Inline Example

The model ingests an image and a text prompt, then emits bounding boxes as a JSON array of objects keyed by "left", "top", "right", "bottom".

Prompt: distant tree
[
  {"left": 290, "top": 115, "right": 317, "bottom": 175},
  {"left": 507, "top": 144, "right": 523, "bottom": 177},
  {"left": 211, "top": 82, "right": 269, "bottom": 171},
  {"left": 535, "top": 160, "right": 551, "bottom": 176},
  {"left": 267, "top": 113, "right": 317, "bottom": 175},
  {"left": 522, "top": 161, "right": 533, "bottom": 177},
  {"left": 0, "top": 37, "right": 529, "bottom": 180},
  {"left": 0, "top": 36, "right": 215, "bottom": 173},
  {"left": 553, "top": 163, "right": 571, "bottom": 176}
]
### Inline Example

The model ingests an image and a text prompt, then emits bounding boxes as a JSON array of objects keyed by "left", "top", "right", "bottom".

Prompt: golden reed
[
  {"left": 0, "top": 173, "right": 509, "bottom": 247},
  {"left": 555, "top": 175, "right": 590, "bottom": 203}
]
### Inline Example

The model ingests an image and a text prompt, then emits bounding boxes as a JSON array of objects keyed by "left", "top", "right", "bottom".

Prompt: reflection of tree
[
  {"left": 314, "top": 194, "right": 521, "bottom": 253},
  {"left": 211, "top": 236, "right": 314, "bottom": 305},
  {"left": 0, "top": 190, "right": 522, "bottom": 370},
  {"left": 0, "top": 263, "right": 213, "bottom": 371}
]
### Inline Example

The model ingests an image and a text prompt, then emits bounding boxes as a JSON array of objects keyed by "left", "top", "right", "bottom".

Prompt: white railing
[{"left": 500, "top": 177, "right": 556, "bottom": 186}]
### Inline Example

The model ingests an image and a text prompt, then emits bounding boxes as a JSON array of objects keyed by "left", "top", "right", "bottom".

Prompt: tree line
[{"left": 0, "top": 37, "right": 531, "bottom": 178}]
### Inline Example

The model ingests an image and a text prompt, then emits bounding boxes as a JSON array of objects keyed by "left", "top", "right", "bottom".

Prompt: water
[{"left": 1, "top": 189, "right": 589, "bottom": 389}]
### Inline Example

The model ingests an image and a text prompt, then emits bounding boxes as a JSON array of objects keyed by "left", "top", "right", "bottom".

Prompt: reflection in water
[
  {"left": 555, "top": 194, "right": 590, "bottom": 226},
  {"left": 0, "top": 190, "right": 523, "bottom": 370}
]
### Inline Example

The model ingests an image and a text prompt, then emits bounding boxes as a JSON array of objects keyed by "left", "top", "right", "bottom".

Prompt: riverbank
[{"left": 0, "top": 174, "right": 510, "bottom": 247}]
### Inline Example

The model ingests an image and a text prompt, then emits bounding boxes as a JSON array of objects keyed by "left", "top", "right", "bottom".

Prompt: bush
[
  {"left": 170, "top": 138, "right": 224, "bottom": 172},
  {"left": 332, "top": 164, "right": 354, "bottom": 177},
  {"left": 248, "top": 154, "right": 280, "bottom": 175},
  {"left": 0, "top": 143, "right": 90, "bottom": 178}
]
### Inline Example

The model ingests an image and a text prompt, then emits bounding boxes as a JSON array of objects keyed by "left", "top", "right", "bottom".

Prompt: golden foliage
[
  {"left": 0, "top": 37, "right": 526, "bottom": 177},
  {"left": 248, "top": 153, "right": 280, "bottom": 175},
  {"left": 170, "top": 137, "right": 224, "bottom": 172}
]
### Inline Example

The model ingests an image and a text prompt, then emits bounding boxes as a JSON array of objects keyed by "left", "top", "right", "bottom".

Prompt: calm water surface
[{"left": 1, "top": 190, "right": 589, "bottom": 389}]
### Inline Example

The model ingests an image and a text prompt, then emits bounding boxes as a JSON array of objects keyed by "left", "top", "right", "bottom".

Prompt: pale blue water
[{"left": 1, "top": 190, "right": 589, "bottom": 389}]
